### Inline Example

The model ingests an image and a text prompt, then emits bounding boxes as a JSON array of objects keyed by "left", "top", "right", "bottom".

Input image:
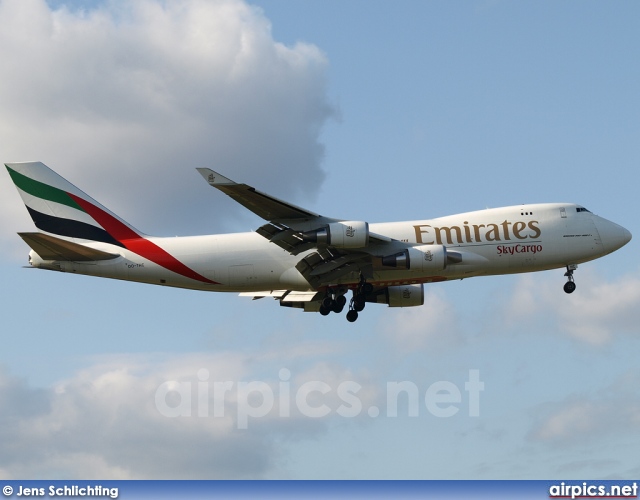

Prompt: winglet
[{"left": 196, "top": 168, "right": 235, "bottom": 186}]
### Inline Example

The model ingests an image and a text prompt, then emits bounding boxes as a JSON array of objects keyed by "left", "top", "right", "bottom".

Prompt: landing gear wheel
[
  {"left": 346, "top": 310, "right": 358, "bottom": 322},
  {"left": 353, "top": 295, "right": 366, "bottom": 312},
  {"left": 332, "top": 295, "right": 347, "bottom": 313},
  {"left": 319, "top": 305, "right": 331, "bottom": 316},
  {"left": 563, "top": 264, "right": 577, "bottom": 294},
  {"left": 322, "top": 296, "right": 334, "bottom": 309}
]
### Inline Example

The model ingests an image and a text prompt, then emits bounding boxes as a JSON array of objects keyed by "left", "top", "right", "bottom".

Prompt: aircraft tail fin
[{"left": 5, "top": 161, "right": 144, "bottom": 248}]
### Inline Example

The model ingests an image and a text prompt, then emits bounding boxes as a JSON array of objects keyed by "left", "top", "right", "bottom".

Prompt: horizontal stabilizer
[{"left": 18, "top": 232, "right": 120, "bottom": 262}]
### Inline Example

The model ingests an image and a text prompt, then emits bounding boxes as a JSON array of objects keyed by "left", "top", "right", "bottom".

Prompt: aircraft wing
[
  {"left": 198, "top": 168, "right": 391, "bottom": 238},
  {"left": 196, "top": 168, "right": 323, "bottom": 221},
  {"left": 196, "top": 168, "right": 416, "bottom": 286}
]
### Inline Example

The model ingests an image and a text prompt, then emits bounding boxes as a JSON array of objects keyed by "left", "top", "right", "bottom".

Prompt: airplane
[{"left": 5, "top": 161, "right": 632, "bottom": 322}]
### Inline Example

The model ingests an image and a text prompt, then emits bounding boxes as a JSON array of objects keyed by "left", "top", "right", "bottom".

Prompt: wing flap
[
  {"left": 281, "top": 291, "right": 321, "bottom": 302},
  {"left": 18, "top": 232, "right": 120, "bottom": 261},
  {"left": 295, "top": 248, "right": 373, "bottom": 287},
  {"left": 238, "top": 290, "right": 320, "bottom": 303},
  {"left": 256, "top": 222, "right": 317, "bottom": 255},
  {"left": 239, "top": 290, "right": 288, "bottom": 300}
]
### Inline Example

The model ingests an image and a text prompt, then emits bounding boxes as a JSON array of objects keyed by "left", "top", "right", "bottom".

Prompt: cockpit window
[{"left": 576, "top": 207, "right": 591, "bottom": 213}]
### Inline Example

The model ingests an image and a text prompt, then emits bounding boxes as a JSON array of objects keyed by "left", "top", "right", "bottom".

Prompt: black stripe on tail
[{"left": 26, "top": 207, "right": 124, "bottom": 248}]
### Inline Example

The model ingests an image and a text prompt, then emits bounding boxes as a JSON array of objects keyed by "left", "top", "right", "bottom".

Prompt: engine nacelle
[
  {"left": 302, "top": 220, "right": 369, "bottom": 248},
  {"left": 381, "top": 244, "right": 447, "bottom": 272},
  {"left": 387, "top": 284, "right": 424, "bottom": 307}
]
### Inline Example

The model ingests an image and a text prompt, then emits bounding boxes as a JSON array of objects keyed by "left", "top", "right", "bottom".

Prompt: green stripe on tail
[{"left": 6, "top": 166, "right": 84, "bottom": 212}]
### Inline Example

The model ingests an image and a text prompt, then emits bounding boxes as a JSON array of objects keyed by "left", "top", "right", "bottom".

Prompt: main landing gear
[
  {"left": 563, "top": 264, "right": 577, "bottom": 294},
  {"left": 319, "top": 289, "right": 347, "bottom": 316},
  {"left": 319, "top": 276, "right": 373, "bottom": 322},
  {"left": 346, "top": 277, "right": 373, "bottom": 323}
]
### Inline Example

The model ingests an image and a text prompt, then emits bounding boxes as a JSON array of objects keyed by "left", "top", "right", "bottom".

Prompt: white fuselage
[{"left": 30, "top": 203, "right": 630, "bottom": 292}]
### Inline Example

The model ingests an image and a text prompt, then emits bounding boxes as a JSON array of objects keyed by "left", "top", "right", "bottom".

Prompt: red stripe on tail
[{"left": 68, "top": 193, "right": 218, "bottom": 285}]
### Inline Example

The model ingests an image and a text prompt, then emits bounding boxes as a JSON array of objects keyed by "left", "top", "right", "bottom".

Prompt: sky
[{"left": 0, "top": 0, "right": 639, "bottom": 480}]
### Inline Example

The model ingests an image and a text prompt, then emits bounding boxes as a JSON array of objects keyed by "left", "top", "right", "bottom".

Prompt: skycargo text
[{"left": 497, "top": 244, "right": 543, "bottom": 255}]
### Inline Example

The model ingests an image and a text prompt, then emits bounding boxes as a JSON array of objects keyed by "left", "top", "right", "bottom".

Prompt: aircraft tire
[
  {"left": 563, "top": 281, "right": 576, "bottom": 294},
  {"left": 353, "top": 296, "right": 366, "bottom": 312},
  {"left": 346, "top": 310, "right": 358, "bottom": 322},
  {"left": 322, "top": 296, "right": 334, "bottom": 309}
]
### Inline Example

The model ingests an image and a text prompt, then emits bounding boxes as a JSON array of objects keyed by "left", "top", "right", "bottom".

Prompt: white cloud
[
  {"left": 530, "top": 399, "right": 601, "bottom": 442},
  {"left": 552, "top": 274, "right": 640, "bottom": 345},
  {"left": 0, "top": 0, "right": 334, "bottom": 249},
  {"left": 528, "top": 371, "right": 640, "bottom": 445},
  {"left": 377, "top": 288, "right": 464, "bottom": 354},
  {"left": 0, "top": 352, "right": 380, "bottom": 479},
  {"left": 503, "top": 270, "right": 640, "bottom": 345}
]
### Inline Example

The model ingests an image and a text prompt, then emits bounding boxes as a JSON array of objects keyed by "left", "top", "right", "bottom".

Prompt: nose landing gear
[{"left": 563, "top": 265, "right": 577, "bottom": 294}]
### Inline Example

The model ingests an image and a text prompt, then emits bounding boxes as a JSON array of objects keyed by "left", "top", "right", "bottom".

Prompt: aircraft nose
[{"left": 593, "top": 216, "right": 632, "bottom": 254}]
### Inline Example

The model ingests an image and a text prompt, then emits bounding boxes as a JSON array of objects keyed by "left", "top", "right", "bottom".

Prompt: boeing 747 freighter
[{"left": 6, "top": 162, "right": 631, "bottom": 322}]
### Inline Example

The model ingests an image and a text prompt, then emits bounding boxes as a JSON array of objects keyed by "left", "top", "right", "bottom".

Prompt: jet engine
[
  {"left": 302, "top": 221, "right": 369, "bottom": 248},
  {"left": 381, "top": 244, "right": 447, "bottom": 272},
  {"left": 387, "top": 284, "right": 424, "bottom": 307}
]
